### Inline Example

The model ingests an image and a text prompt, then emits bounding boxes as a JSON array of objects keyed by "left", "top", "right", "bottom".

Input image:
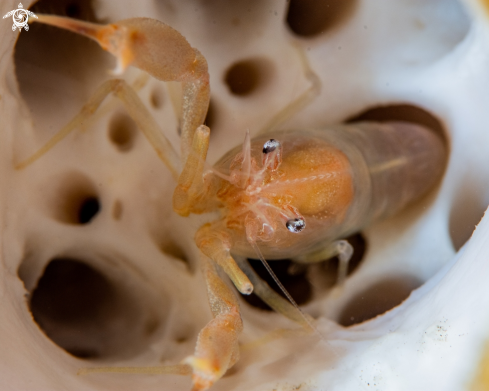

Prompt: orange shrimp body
[{"left": 208, "top": 121, "right": 446, "bottom": 260}]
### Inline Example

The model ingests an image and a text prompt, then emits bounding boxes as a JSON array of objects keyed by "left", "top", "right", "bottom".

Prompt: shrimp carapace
[{"left": 201, "top": 122, "right": 446, "bottom": 262}]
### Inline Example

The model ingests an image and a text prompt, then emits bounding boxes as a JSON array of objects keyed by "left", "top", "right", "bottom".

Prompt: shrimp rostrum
[{"left": 19, "top": 14, "right": 447, "bottom": 391}]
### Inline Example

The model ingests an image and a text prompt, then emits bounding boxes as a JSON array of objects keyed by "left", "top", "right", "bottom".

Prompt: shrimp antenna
[
  {"left": 248, "top": 240, "right": 325, "bottom": 341},
  {"left": 240, "top": 129, "right": 252, "bottom": 188}
]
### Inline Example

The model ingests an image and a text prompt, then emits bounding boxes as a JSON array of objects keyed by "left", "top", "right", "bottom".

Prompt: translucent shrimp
[{"left": 17, "top": 14, "right": 447, "bottom": 391}]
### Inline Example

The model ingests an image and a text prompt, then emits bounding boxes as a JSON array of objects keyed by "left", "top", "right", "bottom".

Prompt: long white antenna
[{"left": 248, "top": 240, "right": 325, "bottom": 341}]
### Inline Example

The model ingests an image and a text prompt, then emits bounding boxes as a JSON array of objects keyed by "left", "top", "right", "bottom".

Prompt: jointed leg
[
  {"left": 184, "top": 224, "right": 253, "bottom": 390},
  {"left": 294, "top": 240, "right": 354, "bottom": 286},
  {"left": 16, "top": 79, "right": 181, "bottom": 180},
  {"left": 31, "top": 14, "right": 210, "bottom": 163},
  {"left": 82, "top": 72, "right": 150, "bottom": 133},
  {"left": 194, "top": 223, "right": 252, "bottom": 295},
  {"left": 27, "top": 14, "right": 212, "bottom": 213},
  {"left": 78, "top": 364, "right": 191, "bottom": 376},
  {"left": 78, "top": 225, "right": 246, "bottom": 391},
  {"left": 116, "top": 80, "right": 181, "bottom": 178},
  {"left": 184, "top": 254, "right": 243, "bottom": 391},
  {"left": 236, "top": 257, "right": 315, "bottom": 333},
  {"left": 173, "top": 125, "right": 211, "bottom": 216},
  {"left": 256, "top": 42, "right": 321, "bottom": 135},
  {"left": 16, "top": 79, "right": 119, "bottom": 170},
  {"left": 180, "top": 62, "right": 210, "bottom": 161}
]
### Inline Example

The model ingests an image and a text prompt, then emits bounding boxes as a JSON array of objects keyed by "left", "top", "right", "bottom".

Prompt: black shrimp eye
[
  {"left": 263, "top": 139, "right": 280, "bottom": 154},
  {"left": 286, "top": 218, "right": 306, "bottom": 233}
]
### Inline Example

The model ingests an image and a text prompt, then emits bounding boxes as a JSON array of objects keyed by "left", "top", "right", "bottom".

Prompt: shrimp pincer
[{"left": 18, "top": 13, "right": 447, "bottom": 391}]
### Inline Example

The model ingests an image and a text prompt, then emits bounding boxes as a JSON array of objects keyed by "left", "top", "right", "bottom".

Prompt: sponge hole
[
  {"left": 14, "top": 0, "right": 109, "bottom": 135},
  {"left": 159, "top": 240, "right": 191, "bottom": 272},
  {"left": 338, "top": 275, "right": 422, "bottom": 326},
  {"left": 242, "top": 259, "right": 312, "bottom": 311},
  {"left": 173, "top": 325, "right": 194, "bottom": 344},
  {"left": 346, "top": 104, "right": 446, "bottom": 141},
  {"left": 149, "top": 87, "right": 164, "bottom": 110},
  {"left": 78, "top": 197, "right": 100, "bottom": 224},
  {"left": 65, "top": 3, "right": 82, "bottom": 18},
  {"left": 29, "top": 258, "right": 150, "bottom": 359},
  {"left": 44, "top": 171, "right": 101, "bottom": 225},
  {"left": 286, "top": 0, "right": 358, "bottom": 37},
  {"left": 449, "top": 183, "right": 488, "bottom": 251},
  {"left": 112, "top": 199, "right": 123, "bottom": 220},
  {"left": 205, "top": 99, "right": 217, "bottom": 130},
  {"left": 108, "top": 112, "right": 138, "bottom": 152},
  {"left": 224, "top": 58, "right": 273, "bottom": 96},
  {"left": 243, "top": 234, "right": 366, "bottom": 311},
  {"left": 307, "top": 233, "right": 366, "bottom": 291}
]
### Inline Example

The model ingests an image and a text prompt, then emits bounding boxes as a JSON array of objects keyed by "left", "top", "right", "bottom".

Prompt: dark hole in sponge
[
  {"left": 224, "top": 58, "right": 272, "bottom": 96},
  {"left": 346, "top": 104, "right": 445, "bottom": 141},
  {"left": 30, "top": 259, "right": 115, "bottom": 358},
  {"left": 286, "top": 0, "right": 358, "bottom": 37},
  {"left": 338, "top": 275, "right": 422, "bottom": 326},
  {"left": 243, "top": 233, "right": 366, "bottom": 311},
  {"left": 28, "top": 257, "right": 152, "bottom": 360},
  {"left": 65, "top": 3, "right": 81, "bottom": 18},
  {"left": 78, "top": 197, "right": 100, "bottom": 224},
  {"left": 242, "top": 259, "right": 312, "bottom": 311},
  {"left": 31, "top": 259, "right": 112, "bottom": 324}
]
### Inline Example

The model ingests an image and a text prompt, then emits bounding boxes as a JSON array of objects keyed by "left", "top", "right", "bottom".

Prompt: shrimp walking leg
[
  {"left": 184, "top": 255, "right": 243, "bottom": 391},
  {"left": 81, "top": 72, "right": 150, "bottom": 136},
  {"left": 195, "top": 223, "right": 253, "bottom": 295},
  {"left": 294, "top": 240, "right": 354, "bottom": 285},
  {"left": 77, "top": 364, "right": 192, "bottom": 376},
  {"left": 16, "top": 79, "right": 181, "bottom": 180},
  {"left": 256, "top": 42, "right": 321, "bottom": 135},
  {"left": 173, "top": 125, "right": 211, "bottom": 216},
  {"left": 236, "top": 257, "right": 314, "bottom": 332},
  {"left": 30, "top": 14, "right": 210, "bottom": 160}
]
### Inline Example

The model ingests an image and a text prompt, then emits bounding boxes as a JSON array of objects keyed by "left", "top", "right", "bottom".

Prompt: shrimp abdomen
[{"left": 339, "top": 121, "right": 447, "bottom": 228}]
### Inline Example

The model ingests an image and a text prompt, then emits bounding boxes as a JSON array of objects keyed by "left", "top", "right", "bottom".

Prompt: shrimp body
[{"left": 206, "top": 121, "right": 446, "bottom": 260}]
